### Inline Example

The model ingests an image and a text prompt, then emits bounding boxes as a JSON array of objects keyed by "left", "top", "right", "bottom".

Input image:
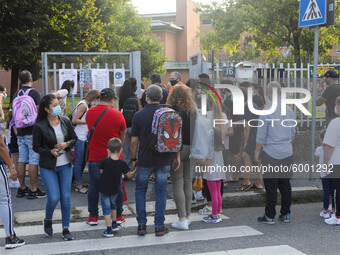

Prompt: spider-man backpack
[{"left": 150, "top": 106, "right": 183, "bottom": 153}]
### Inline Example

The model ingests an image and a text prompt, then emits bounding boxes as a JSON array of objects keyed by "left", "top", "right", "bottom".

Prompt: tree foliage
[
  {"left": 0, "top": 0, "right": 166, "bottom": 100},
  {"left": 96, "top": 0, "right": 167, "bottom": 78},
  {"left": 198, "top": 0, "right": 340, "bottom": 65}
]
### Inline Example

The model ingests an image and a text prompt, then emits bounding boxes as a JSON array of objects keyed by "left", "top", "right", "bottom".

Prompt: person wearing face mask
[
  {"left": 169, "top": 71, "right": 185, "bottom": 92},
  {"left": 316, "top": 69, "right": 340, "bottom": 126},
  {"left": 52, "top": 80, "right": 75, "bottom": 116},
  {"left": 0, "top": 85, "right": 7, "bottom": 126},
  {"left": 72, "top": 90, "right": 100, "bottom": 194},
  {"left": 33, "top": 94, "right": 77, "bottom": 240}
]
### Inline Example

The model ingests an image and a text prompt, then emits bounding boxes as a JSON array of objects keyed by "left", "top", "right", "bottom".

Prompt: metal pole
[{"left": 311, "top": 25, "right": 319, "bottom": 179}]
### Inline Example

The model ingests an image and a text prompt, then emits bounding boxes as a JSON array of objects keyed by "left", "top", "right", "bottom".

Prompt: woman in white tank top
[{"left": 72, "top": 90, "right": 100, "bottom": 193}]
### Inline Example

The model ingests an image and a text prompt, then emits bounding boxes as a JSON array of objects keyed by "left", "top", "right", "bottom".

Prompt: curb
[{"left": 8, "top": 186, "right": 322, "bottom": 225}]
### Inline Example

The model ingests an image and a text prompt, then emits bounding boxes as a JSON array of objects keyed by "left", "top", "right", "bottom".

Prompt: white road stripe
[
  {"left": 189, "top": 245, "right": 306, "bottom": 255},
  {"left": 0, "top": 213, "right": 229, "bottom": 238},
  {"left": 5, "top": 226, "right": 262, "bottom": 255}
]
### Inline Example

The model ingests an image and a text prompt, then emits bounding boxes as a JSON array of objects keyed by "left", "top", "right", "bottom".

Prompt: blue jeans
[
  {"left": 40, "top": 164, "right": 73, "bottom": 228},
  {"left": 100, "top": 193, "right": 118, "bottom": 216},
  {"left": 88, "top": 161, "right": 102, "bottom": 217},
  {"left": 74, "top": 139, "right": 85, "bottom": 185},
  {"left": 116, "top": 185, "right": 124, "bottom": 218},
  {"left": 322, "top": 178, "right": 335, "bottom": 210},
  {"left": 135, "top": 165, "right": 170, "bottom": 228}
]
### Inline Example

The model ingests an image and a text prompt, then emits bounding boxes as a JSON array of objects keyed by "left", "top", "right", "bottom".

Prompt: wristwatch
[
  {"left": 132, "top": 158, "right": 138, "bottom": 161},
  {"left": 9, "top": 164, "right": 15, "bottom": 169}
]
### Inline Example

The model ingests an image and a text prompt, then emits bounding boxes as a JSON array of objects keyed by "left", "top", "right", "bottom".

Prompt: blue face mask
[
  {"left": 50, "top": 105, "right": 61, "bottom": 116},
  {"left": 91, "top": 101, "right": 100, "bottom": 106},
  {"left": 69, "top": 92, "right": 73, "bottom": 97}
]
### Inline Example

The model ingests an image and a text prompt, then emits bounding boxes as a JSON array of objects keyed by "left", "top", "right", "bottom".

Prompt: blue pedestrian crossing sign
[{"left": 299, "top": 0, "right": 327, "bottom": 28}]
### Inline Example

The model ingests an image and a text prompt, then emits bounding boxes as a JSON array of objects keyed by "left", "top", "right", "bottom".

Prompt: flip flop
[
  {"left": 74, "top": 186, "right": 88, "bottom": 194},
  {"left": 252, "top": 183, "right": 263, "bottom": 190},
  {"left": 236, "top": 183, "right": 252, "bottom": 192}
]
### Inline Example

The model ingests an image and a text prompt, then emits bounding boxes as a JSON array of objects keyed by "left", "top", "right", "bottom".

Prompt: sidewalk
[{"left": 6, "top": 172, "right": 323, "bottom": 225}]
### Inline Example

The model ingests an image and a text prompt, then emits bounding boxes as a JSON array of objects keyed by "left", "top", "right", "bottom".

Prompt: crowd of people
[{"left": 0, "top": 69, "right": 339, "bottom": 249}]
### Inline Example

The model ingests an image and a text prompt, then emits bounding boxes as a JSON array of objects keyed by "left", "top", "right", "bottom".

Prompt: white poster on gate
[
  {"left": 59, "top": 69, "right": 78, "bottom": 94},
  {"left": 92, "top": 69, "right": 110, "bottom": 91},
  {"left": 114, "top": 69, "right": 125, "bottom": 87}
]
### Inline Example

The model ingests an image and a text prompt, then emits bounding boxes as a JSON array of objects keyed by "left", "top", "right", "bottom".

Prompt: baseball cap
[
  {"left": 100, "top": 88, "right": 118, "bottom": 101},
  {"left": 321, "top": 69, "right": 339, "bottom": 78}
]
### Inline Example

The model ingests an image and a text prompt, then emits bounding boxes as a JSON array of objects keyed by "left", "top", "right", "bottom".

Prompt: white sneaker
[
  {"left": 9, "top": 180, "right": 20, "bottom": 189},
  {"left": 171, "top": 220, "right": 189, "bottom": 230},
  {"left": 325, "top": 216, "right": 340, "bottom": 225},
  {"left": 320, "top": 210, "right": 330, "bottom": 219},
  {"left": 330, "top": 210, "right": 336, "bottom": 218},
  {"left": 199, "top": 205, "right": 212, "bottom": 215}
]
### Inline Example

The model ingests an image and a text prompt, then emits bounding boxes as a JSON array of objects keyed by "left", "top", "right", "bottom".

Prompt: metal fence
[{"left": 214, "top": 62, "right": 340, "bottom": 128}]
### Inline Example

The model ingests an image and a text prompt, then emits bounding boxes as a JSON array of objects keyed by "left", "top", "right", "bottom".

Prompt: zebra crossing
[{"left": 1, "top": 212, "right": 307, "bottom": 255}]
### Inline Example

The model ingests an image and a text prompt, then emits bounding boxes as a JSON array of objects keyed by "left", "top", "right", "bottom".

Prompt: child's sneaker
[
  {"left": 217, "top": 214, "right": 222, "bottom": 222},
  {"left": 116, "top": 215, "right": 126, "bottom": 224},
  {"left": 330, "top": 210, "right": 336, "bottom": 218},
  {"left": 112, "top": 222, "right": 122, "bottom": 232},
  {"left": 325, "top": 216, "right": 340, "bottom": 225},
  {"left": 203, "top": 214, "right": 221, "bottom": 223},
  {"left": 320, "top": 210, "right": 330, "bottom": 219},
  {"left": 86, "top": 216, "right": 98, "bottom": 226},
  {"left": 103, "top": 229, "right": 114, "bottom": 238},
  {"left": 199, "top": 205, "right": 212, "bottom": 215}
]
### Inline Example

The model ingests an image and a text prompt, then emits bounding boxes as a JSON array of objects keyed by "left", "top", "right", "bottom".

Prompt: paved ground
[
  {"left": 10, "top": 172, "right": 322, "bottom": 213},
  {"left": 1, "top": 202, "right": 339, "bottom": 254}
]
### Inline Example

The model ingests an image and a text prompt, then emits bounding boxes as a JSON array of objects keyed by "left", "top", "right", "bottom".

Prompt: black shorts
[{"left": 229, "top": 126, "right": 243, "bottom": 154}]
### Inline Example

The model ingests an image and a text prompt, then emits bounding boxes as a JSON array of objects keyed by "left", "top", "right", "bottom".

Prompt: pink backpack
[
  {"left": 150, "top": 107, "right": 182, "bottom": 153},
  {"left": 12, "top": 89, "right": 38, "bottom": 128}
]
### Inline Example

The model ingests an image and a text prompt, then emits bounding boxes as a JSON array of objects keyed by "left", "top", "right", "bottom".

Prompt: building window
[
  {"left": 202, "top": 19, "right": 212, "bottom": 26},
  {"left": 337, "top": 42, "right": 340, "bottom": 54}
]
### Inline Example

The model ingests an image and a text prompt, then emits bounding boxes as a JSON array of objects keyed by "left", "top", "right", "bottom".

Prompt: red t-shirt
[{"left": 86, "top": 105, "right": 126, "bottom": 162}]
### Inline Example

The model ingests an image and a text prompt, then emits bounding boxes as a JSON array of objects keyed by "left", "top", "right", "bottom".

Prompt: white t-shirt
[
  {"left": 323, "top": 117, "right": 340, "bottom": 165},
  {"left": 53, "top": 123, "right": 70, "bottom": 167},
  {"left": 74, "top": 100, "right": 89, "bottom": 141},
  {"left": 314, "top": 145, "right": 329, "bottom": 177},
  {"left": 203, "top": 111, "right": 226, "bottom": 181}
]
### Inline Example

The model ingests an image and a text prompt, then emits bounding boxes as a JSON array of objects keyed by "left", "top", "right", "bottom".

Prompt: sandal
[
  {"left": 252, "top": 183, "right": 263, "bottom": 190},
  {"left": 236, "top": 183, "right": 252, "bottom": 192},
  {"left": 225, "top": 176, "right": 239, "bottom": 183},
  {"left": 74, "top": 186, "right": 88, "bottom": 194}
]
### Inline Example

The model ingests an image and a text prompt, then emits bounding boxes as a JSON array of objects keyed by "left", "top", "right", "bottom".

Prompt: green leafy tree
[
  {"left": 198, "top": 0, "right": 340, "bottom": 66},
  {"left": 97, "top": 0, "right": 167, "bottom": 79},
  {"left": 0, "top": 0, "right": 105, "bottom": 100}
]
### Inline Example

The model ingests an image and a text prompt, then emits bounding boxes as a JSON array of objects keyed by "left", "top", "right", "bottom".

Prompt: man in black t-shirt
[
  {"left": 131, "top": 85, "right": 180, "bottom": 236},
  {"left": 316, "top": 69, "right": 340, "bottom": 125},
  {"left": 12, "top": 71, "right": 45, "bottom": 199}
]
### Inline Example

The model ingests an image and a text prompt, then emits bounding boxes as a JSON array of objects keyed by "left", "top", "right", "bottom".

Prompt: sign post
[{"left": 299, "top": 0, "right": 327, "bottom": 178}]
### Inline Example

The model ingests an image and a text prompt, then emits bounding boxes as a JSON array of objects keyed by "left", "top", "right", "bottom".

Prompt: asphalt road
[{"left": 1, "top": 202, "right": 338, "bottom": 255}]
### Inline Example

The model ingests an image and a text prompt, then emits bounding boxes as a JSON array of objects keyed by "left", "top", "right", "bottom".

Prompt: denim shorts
[
  {"left": 100, "top": 192, "right": 118, "bottom": 215},
  {"left": 17, "top": 135, "right": 39, "bottom": 165}
]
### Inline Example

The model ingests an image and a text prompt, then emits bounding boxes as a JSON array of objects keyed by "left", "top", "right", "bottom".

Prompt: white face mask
[
  {"left": 0, "top": 93, "right": 7, "bottom": 99},
  {"left": 335, "top": 106, "right": 339, "bottom": 116}
]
